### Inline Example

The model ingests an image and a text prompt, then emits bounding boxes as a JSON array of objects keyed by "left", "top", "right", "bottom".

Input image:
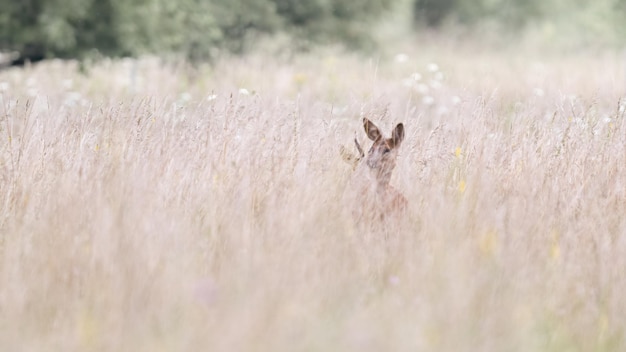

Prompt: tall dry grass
[{"left": 1, "top": 46, "right": 626, "bottom": 351}]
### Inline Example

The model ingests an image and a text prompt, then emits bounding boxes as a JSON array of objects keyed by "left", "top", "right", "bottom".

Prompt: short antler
[
  {"left": 354, "top": 132, "right": 364, "bottom": 159},
  {"left": 340, "top": 132, "right": 365, "bottom": 169}
]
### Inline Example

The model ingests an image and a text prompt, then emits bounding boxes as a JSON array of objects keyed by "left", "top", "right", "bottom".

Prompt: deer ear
[
  {"left": 363, "top": 118, "right": 381, "bottom": 141},
  {"left": 391, "top": 123, "right": 404, "bottom": 148}
]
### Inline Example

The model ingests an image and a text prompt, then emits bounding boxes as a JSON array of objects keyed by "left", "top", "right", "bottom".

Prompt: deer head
[
  {"left": 341, "top": 118, "right": 405, "bottom": 177},
  {"left": 360, "top": 118, "right": 405, "bottom": 187}
]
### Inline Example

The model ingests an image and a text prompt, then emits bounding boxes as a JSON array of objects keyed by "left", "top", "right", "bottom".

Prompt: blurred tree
[
  {"left": 412, "top": 0, "right": 543, "bottom": 29},
  {"left": 275, "top": 0, "right": 395, "bottom": 48},
  {"left": 412, "top": 0, "right": 457, "bottom": 27},
  {"left": 0, "top": 0, "right": 46, "bottom": 64},
  {"left": 0, "top": 0, "right": 123, "bottom": 64},
  {"left": 211, "top": 0, "right": 280, "bottom": 54},
  {"left": 113, "top": 0, "right": 226, "bottom": 61},
  {"left": 0, "top": 0, "right": 395, "bottom": 64}
]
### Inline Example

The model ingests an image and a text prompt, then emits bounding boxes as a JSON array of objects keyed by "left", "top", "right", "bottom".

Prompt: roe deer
[{"left": 342, "top": 118, "right": 407, "bottom": 222}]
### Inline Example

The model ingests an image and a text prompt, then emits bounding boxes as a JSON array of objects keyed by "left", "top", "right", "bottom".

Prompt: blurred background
[{"left": 1, "top": 0, "right": 626, "bottom": 66}]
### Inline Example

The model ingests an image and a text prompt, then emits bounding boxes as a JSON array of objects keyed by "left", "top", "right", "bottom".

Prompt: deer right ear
[
  {"left": 391, "top": 123, "right": 405, "bottom": 148},
  {"left": 363, "top": 118, "right": 381, "bottom": 141}
]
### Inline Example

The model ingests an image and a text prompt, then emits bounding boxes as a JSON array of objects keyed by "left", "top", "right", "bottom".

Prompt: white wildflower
[
  {"left": 429, "top": 80, "right": 442, "bottom": 90},
  {"left": 415, "top": 83, "right": 429, "bottom": 94},
  {"left": 180, "top": 92, "right": 192, "bottom": 102},
  {"left": 62, "top": 79, "right": 73, "bottom": 90},
  {"left": 394, "top": 53, "right": 409, "bottom": 63},
  {"left": 402, "top": 78, "right": 414, "bottom": 88},
  {"left": 64, "top": 91, "right": 82, "bottom": 107},
  {"left": 403, "top": 72, "right": 423, "bottom": 88},
  {"left": 410, "top": 72, "right": 422, "bottom": 81},
  {"left": 422, "top": 95, "right": 435, "bottom": 105}
]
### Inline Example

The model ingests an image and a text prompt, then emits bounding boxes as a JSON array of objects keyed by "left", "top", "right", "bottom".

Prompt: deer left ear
[
  {"left": 363, "top": 118, "right": 382, "bottom": 141},
  {"left": 391, "top": 123, "right": 404, "bottom": 148}
]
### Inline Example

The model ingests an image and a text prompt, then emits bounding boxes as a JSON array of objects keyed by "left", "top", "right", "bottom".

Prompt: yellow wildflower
[
  {"left": 479, "top": 230, "right": 498, "bottom": 256},
  {"left": 458, "top": 179, "right": 466, "bottom": 193},
  {"left": 550, "top": 230, "right": 560, "bottom": 261}
]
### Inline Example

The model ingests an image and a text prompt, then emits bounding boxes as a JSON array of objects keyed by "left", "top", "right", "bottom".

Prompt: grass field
[{"left": 1, "top": 44, "right": 626, "bottom": 351}]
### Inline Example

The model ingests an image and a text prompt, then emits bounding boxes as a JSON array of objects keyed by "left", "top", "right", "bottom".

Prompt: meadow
[{"left": 1, "top": 43, "right": 626, "bottom": 351}]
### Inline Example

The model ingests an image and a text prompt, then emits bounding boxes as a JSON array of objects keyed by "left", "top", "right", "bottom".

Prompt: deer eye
[{"left": 382, "top": 148, "right": 391, "bottom": 155}]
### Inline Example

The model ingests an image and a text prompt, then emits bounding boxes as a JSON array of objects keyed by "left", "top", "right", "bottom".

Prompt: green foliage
[
  {"left": 210, "top": 0, "right": 280, "bottom": 54},
  {"left": 113, "top": 0, "right": 226, "bottom": 60},
  {"left": 0, "top": 0, "right": 123, "bottom": 61},
  {"left": 0, "top": 0, "right": 394, "bottom": 63},
  {"left": 276, "top": 0, "right": 394, "bottom": 47},
  {"left": 412, "top": 0, "right": 626, "bottom": 47},
  {"left": 412, "top": 0, "right": 456, "bottom": 27},
  {"left": 413, "top": 0, "right": 543, "bottom": 29}
]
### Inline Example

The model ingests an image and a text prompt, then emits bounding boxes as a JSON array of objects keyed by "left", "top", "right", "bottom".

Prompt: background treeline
[
  {"left": 2, "top": 0, "right": 626, "bottom": 65},
  {"left": 0, "top": 0, "right": 394, "bottom": 64},
  {"left": 413, "top": 0, "right": 626, "bottom": 48}
]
